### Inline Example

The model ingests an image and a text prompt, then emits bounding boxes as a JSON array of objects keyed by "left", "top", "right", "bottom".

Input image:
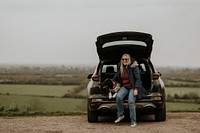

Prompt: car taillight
[
  {"left": 153, "top": 73, "right": 160, "bottom": 80},
  {"left": 92, "top": 75, "right": 99, "bottom": 81}
]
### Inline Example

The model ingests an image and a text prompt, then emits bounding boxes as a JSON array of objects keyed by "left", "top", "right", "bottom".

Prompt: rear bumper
[{"left": 89, "top": 97, "right": 164, "bottom": 116}]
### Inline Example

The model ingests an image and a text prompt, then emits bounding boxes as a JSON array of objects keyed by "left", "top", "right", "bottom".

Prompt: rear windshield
[{"left": 102, "top": 40, "right": 146, "bottom": 48}]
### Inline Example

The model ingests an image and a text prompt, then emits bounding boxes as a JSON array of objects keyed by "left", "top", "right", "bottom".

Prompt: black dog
[{"left": 102, "top": 78, "right": 120, "bottom": 99}]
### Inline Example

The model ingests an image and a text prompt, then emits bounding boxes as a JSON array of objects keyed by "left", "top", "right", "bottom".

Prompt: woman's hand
[
  {"left": 134, "top": 88, "right": 138, "bottom": 96},
  {"left": 110, "top": 83, "right": 120, "bottom": 92},
  {"left": 110, "top": 86, "right": 119, "bottom": 92}
]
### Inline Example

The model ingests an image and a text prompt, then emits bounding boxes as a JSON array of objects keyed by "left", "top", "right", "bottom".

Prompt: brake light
[
  {"left": 153, "top": 73, "right": 160, "bottom": 79},
  {"left": 92, "top": 75, "right": 99, "bottom": 81}
]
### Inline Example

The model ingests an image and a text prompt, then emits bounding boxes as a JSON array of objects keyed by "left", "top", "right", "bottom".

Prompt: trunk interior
[{"left": 100, "top": 59, "right": 152, "bottom": 93}]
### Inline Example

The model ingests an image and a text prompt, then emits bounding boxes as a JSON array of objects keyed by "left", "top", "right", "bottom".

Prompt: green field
[
  {"left": 0, "top": 95, "right": 86, "bottom": 113},
  {"left": 0, "top": 85, "right": 200, "bottom": 114},
  {"left": 166, "top": 102, "right": 200, "bottom": 112},
  {"left": 165, "top": 87, "right": 200, "bottom": 97},
  {"left": 0, "top": 84, "right": 77, "bottom": 97},
  {"left": 0, "top": 84, "right": 87, "bottom": 114},
  {"left": 165, "top": 87, "right": 200, "bottom": 112}
]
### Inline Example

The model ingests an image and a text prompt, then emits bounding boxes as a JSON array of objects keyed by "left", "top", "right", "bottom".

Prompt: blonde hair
[{"left": 120, "top": 53, "right": 131, "bottom": 76}]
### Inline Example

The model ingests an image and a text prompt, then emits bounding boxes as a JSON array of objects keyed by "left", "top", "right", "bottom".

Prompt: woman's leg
[
  {"left": 128, "top": 89, "right": 137, "bottom": 124},
  {"left": 116, "top": 87, "right": 129, "bottom": 117}
]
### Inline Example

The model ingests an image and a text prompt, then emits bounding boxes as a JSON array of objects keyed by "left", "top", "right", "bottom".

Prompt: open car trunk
[
  {"left": 96, "top": 31, "right": 154, "bottom": 60},
  {"left": 100, "top": 59, "right": 152, "bottom": 93}
]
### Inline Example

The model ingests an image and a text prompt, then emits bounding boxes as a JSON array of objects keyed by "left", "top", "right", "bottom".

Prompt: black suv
[{"left": 87, "top": 31, "right": 166, "bottom": 122}]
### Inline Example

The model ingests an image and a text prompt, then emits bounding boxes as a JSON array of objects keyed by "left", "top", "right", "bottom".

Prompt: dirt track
[{"left": 0, "top": 112, "right": 199, "bottom": 133}]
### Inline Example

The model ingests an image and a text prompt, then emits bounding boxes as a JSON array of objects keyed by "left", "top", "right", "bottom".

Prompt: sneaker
[
  {"left": 114, "top": 115, "right": 125, "bottom": 123},
  {"left": 130, "top": 123, "right": 137, "bottom": 127}
]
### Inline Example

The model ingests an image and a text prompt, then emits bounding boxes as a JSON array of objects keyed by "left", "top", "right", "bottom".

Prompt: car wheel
[
  {"left": 87, "top": 102, "right": 98, "bottom": 122},
  {"left": 155, "top": 103, "right": 166, "bottom": 121}
]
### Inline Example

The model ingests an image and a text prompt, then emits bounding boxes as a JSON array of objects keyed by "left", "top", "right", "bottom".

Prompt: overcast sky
[{"left": 0, "top": 0, "right": 200, "bottom": 67}]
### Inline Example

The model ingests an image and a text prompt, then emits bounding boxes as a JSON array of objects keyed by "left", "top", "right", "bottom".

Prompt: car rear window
[{"left": 102, "top": 40, "right": 146, "bottom": 48}]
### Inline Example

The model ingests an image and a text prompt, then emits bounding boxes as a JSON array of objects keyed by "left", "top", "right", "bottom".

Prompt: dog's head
[{"left": 102, "top": 78, "right": 113, "bottom": 90}]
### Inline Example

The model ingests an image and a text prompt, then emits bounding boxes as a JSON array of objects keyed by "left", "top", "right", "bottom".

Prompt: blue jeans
[{"left": 116, "top": 87, "right": 136, "bottom": 124}]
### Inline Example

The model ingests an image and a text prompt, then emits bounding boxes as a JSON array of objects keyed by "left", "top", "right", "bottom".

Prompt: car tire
[
  {"left": 155, "top": 103, "right": 166, "bottom": 121},
  {"left": 87, "top": 102, "right": 98, "bottom": 122}
]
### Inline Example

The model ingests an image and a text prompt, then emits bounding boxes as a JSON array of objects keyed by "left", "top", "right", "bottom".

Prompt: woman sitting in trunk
[{"left": 112, "top": 53, "right": 145, "bottom": 127}]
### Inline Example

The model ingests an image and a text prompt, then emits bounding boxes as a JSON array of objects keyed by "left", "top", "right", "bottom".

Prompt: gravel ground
[{"left": 0, "top": 112, "right": 200, "bottom": 133}]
